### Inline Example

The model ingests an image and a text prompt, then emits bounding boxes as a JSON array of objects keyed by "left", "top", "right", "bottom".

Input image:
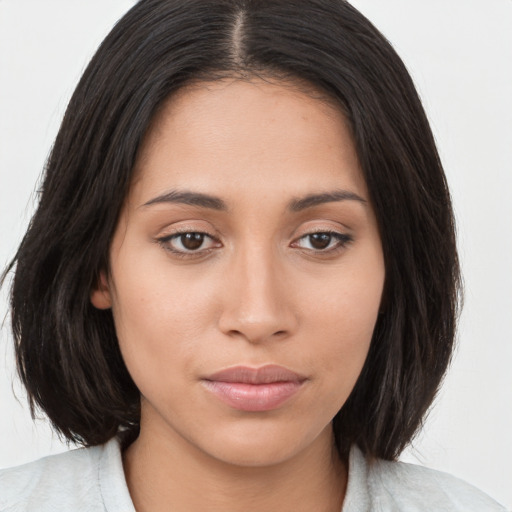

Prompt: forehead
[{"left": 131, "top": 78, "right": 366, "bottom": 204}]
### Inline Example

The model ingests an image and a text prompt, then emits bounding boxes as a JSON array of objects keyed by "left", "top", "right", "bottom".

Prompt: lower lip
[{"left": 202, "top": 380, "right": 303, "bottom": 412}]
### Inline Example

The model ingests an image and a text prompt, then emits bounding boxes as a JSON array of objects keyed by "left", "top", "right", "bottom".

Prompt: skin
[{"left": 91, "top": 78, "right": 385, "bottom": 512}]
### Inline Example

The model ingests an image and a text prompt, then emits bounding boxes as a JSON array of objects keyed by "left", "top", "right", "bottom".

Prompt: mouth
[{"left": 201, "top": 365, "right": 307, "bottom": 412}]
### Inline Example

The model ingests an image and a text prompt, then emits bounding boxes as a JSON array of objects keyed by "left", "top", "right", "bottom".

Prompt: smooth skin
[{"left": 91, "top": 78, "right": 385, "bottom": 512}]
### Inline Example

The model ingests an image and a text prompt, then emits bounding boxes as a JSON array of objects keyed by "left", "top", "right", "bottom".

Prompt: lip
[{"left": 202, "top": 365, "right": 307, "bottom": 412}]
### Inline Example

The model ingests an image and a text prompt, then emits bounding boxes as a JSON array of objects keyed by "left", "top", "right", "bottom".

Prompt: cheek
[
  {"left": 108, "top": 254, "right": 219, "bottom": 385},
  {"left": 311, "top": 298, "right": 375, "bottom": 383},
  {"left": 304, "top": 258, "right": 384, "bottom": 385}
]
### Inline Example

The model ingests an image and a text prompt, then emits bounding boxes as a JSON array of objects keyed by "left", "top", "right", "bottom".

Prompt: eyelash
[
  {"left": 156, "top": 230, "right": 353, "bottom": 259},
  {"left": 156, "top": 230, "right": 220, "bottom": 259},
  {"left": 291, "top": 230, "right": 353, "bottom": 254}
]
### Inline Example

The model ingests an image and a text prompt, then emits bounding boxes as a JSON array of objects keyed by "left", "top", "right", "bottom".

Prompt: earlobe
[{"left": 90, "top": 271, "right": 112, "bottom": 309}]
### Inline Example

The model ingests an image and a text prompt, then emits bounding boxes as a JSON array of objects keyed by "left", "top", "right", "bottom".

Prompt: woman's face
[{"left": 92, "top": 78, "right": 385, "bottom": 466}]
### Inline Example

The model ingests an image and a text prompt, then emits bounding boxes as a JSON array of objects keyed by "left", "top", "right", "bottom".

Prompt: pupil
[
  {"left": 181, "top": 233, "right": 204, "bottom": 250},
  {"left": 310, "top": 233, "right": 331, "bottom": 250}
]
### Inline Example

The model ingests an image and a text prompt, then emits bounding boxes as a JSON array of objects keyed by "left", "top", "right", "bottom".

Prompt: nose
[{"left": 217, "top": 245, "right": 298, "bottom": 344}]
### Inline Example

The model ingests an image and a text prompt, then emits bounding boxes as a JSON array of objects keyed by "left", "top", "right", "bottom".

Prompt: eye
[
  {"left": 292, "top": 231, "right": 352, "bottom": 252},
  {"left": 158, "top": 232, "right": 220, "bottom": 255}
]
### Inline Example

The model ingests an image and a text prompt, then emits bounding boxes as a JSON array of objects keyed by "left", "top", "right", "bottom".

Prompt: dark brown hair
[{"left": 3, "top": 0, "right": 460, "bottom": 460}]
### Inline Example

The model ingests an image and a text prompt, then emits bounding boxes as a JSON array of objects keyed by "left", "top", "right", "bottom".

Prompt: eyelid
[
  {"left": 290, "top": 227, "right": 354, "bottom": 254},
  {"left": 155, "top": 226, "right": 222, "bottom": 258},
  {"left": 157, "top": 225, "right": 218, "bottom": 239},
  {"left": 154, "top": 218, "right": 221, "bottom": 241},
  {"left": 293, "top": 230, "right": 352, "bottom": 243},
  {"left": 291, "top": 222, "right": 353, "bottom": 240},
  {"left": 154, "top": 222, "right": 353, "bottom": 259}
]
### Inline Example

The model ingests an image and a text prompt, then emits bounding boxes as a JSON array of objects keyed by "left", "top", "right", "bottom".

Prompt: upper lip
[{"left": 204, "top": 365, "right": 306, "bottom": 384}]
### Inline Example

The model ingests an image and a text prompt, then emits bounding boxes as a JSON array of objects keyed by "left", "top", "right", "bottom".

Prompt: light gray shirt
[{"left": 0, "top": 438, "right": 506, "bottom": 511}]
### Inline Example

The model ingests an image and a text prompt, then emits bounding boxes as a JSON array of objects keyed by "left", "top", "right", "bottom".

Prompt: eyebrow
[
  {"left": 288, "top": 190, "right": 367, "bottom": 211},
  {"left": 142, "top": 188, "right": 366, "bottom": 212},
  {"left": 142, "top": 190, "right": 228, "bottom": 210}
]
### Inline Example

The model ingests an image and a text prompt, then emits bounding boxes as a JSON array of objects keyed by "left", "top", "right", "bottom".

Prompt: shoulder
[
  {"left": 368, "top": 457, "right": 507, "bottom": 511},
  {"left": 0, "top": 443, "right": 104, "bottom": 512},
  {"left": 343, "top": 446, "right": 507, "bottom": 512},
  {"left": 0, "top": 438, "right": 134, "bottom": 512}
]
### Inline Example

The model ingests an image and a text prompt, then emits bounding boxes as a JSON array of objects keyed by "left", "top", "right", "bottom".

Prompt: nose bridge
[{"left": 218, "top": 241, "right": 295, "bottom": 342}]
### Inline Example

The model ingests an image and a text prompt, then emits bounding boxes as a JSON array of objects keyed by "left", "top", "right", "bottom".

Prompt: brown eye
[
  {"left": 158, "top": 231, "right": 219, "bottom": 255},
  {"left": 293, "top": 231, "right": 353, "bottom": 253},
  {"left": 180, "top": 233, "right": 205, "bottom": 251},
  {"left": 308, "top": 233, "right": 332, "bottom": 250}
]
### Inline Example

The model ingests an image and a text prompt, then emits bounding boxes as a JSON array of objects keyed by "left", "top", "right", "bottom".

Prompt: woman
[{"left": 0, "top": 0, "right": 506, "bottom": 510}]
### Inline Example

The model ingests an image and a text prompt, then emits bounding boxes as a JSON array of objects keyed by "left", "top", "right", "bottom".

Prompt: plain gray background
[{"left": 1, "top": 1, "right": 511, "bottom": 508}]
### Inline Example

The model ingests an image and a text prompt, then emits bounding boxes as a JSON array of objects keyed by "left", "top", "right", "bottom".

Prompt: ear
[{"left": 90, "top": 270, "right": 112, "bottom": 309}]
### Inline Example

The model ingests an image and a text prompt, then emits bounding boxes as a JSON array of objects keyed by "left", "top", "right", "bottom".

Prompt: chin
[{"left": 195, "top": 419, "right": 332, "bottom": 468}]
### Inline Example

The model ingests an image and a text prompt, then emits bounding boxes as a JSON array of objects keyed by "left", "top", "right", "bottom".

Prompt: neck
[{"left": 123, "top": 418, "right": 347, "bottom": 512}]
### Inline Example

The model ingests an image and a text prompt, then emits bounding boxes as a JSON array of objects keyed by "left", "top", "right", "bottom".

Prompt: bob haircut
[{"left": 4, "top": 0, "right": 460, "bottom": 461}]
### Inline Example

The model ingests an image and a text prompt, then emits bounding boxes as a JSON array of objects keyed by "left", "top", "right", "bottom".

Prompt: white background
[{"left": 1, "top": 0, "right": 511, "bottom": 508}]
